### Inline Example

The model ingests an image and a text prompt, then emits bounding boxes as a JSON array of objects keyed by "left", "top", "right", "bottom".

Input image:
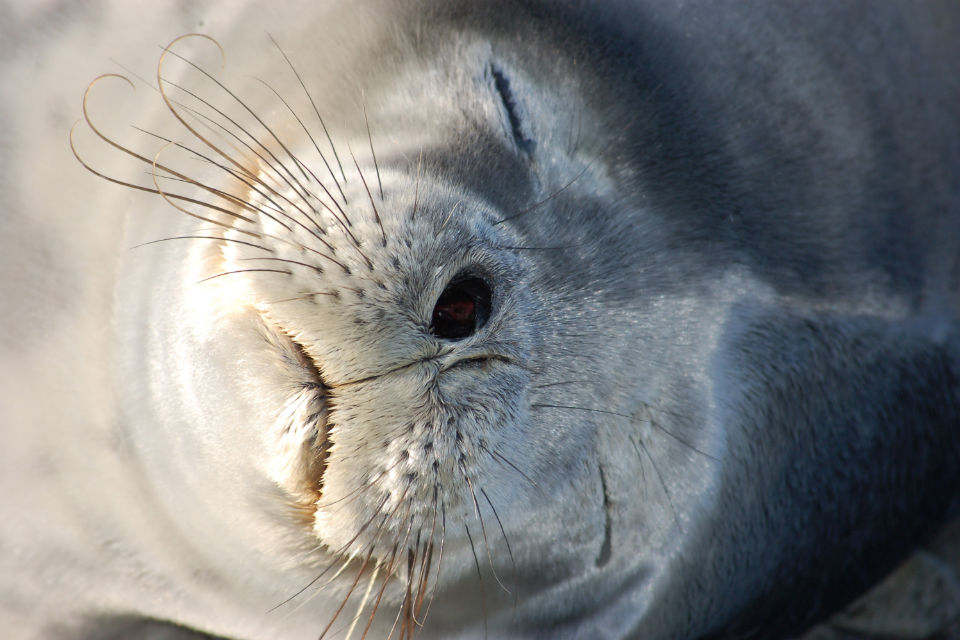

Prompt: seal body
[{"left": 2, "top": 1, "right": 960, "bottom": 639}]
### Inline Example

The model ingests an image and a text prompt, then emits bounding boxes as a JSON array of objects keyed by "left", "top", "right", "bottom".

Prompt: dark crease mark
[
  {"left": 489, "top": 63, "right": 535, "bottom": 156},
  {"left": 595, "top": 463, "right": 613, "bottom": 568}
]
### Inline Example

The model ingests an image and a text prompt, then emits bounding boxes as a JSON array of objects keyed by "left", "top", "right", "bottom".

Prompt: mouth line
[{"left": 326, "top": 352, "right": 519, "bottom": 389}]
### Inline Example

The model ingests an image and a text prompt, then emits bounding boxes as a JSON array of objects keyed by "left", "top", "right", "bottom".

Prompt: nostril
[{"left": 430, "top": 275, "right": 492, "bottom": 340}]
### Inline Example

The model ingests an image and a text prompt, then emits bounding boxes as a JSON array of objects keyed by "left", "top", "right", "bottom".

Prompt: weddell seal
[{"left": 1, "top": 0, "right": 960, "bottom": 638}]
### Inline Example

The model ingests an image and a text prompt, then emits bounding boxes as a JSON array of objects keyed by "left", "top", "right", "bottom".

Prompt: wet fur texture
[{"left": 1, "top": 1, "right": 959, "bottom": 639}]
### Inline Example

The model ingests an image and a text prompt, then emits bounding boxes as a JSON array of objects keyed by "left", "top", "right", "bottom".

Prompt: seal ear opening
[
  {"left": 488, "top": 62, "right": 536, "bottom": 156},
  {"left": 430, "top": 274, "right": 492, "bottom": 340}
]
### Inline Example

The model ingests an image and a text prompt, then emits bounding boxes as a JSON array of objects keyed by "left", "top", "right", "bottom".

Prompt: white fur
[{"left": 2, "top": 2, "right": 959, "bottom": 639}]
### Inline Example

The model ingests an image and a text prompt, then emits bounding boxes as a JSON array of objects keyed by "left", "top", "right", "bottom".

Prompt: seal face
[{"left": 3, "top": 1, "right": 960, "bottom": 638}]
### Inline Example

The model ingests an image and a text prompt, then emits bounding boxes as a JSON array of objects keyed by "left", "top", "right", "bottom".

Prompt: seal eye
[{"left": 430, "top": 276, "right": 492, "bottom": 340}]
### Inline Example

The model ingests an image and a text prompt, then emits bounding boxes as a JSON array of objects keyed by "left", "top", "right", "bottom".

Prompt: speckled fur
[{"left": 1, "top": 2, "right": 959, "bottom": 639}]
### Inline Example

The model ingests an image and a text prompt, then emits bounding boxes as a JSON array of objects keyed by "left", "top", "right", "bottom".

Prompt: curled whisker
[
  {"left": 72, "top": 89, "right": 259, "bottom": 233},
  {"left": 152, "top": 41, "right": 366, "bottom": 270},
  {"left": 158, "top": 77, "right": 349, "bottom": 258},
  {"left": 148, "top": 139, "right": 268, "bottom": 238},
  {"left": 159, "top": 39, "right": 319, "bottom": 212},
  {"left": 133, "top": 111, "right": 310, "bottom": 234}
]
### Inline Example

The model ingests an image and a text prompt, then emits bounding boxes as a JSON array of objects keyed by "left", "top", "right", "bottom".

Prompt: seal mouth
[{"left": 266, "top": 322, "right": 333, "bottom": 506}]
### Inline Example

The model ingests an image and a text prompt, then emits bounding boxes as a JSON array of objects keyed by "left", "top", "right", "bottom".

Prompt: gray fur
[{"left": 1, "top": 1, "right": 959, "bottom": 639}]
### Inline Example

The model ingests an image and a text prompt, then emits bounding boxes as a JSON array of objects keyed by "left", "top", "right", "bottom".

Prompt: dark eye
[{"left": 430, "top": 276, "right": 492, "bottom": 340}]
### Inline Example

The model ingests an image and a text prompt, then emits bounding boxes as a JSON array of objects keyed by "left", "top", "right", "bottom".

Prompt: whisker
[
  {"left": 319, "top": 486, "right": 412, "bottom": 639},
  {"left": 264, "top": 291, "right": 339, "bottom": 305},
  {"left": 350, "top": 148, "right": 387, "bottom": 246},
  {"left": 631, "top": 436, "right": 683, "bottom": 533},
  {"left": 464, "top": 523, "right": 483, "bottom": 582},
  {"left": 417, "top": 501, "right": 446, "bottom": 625},
  {"left": 463, "top": 523, "right": 488, "bottom": 638},
  {"left": 154, "top": 41, "right": 360, "bottom": 266},
  {"left": 245, "top": 77, "right": 317, "bottom": 189},
  {"left": 317, "top": 543, "right": 382, "bottom": 640},
  {"left": 315, "top": 461, "right": 401, "bottom": 510},
  {"left": 75, "top": 76, "right": 349, "bottom": 256},
  {"left": 492, "top": 245, "right": 577, "bottom": 252},
  {"left": 271, "top": 493, "right": 392, "bottom": 613},
  {"left": 197, "top": 268, "right": 291, "bottom": 283},
  {"left": 278, "top": 553, "right": 355, "bottom": 619},
  {"left": 412, "top": 541, "right": 433, "bottom": 627},
  {"left": 480, "top": 487, "right": 518, "bottom": 606},
  {"left": 158, "top": 78, "right": 349, "bottom": 259},
  {"left": 373, "top": 546, "right": 403, "bottom": 640},
  {"left": 411, "top": 485, "right": 440, "bottom": 626},
  {"left": 529, "top": 379, "right": 595, "bottom": 390},
  {"left": 131, "top": 235, "right": 270, "bottom": 252},
  {"left": 411, "top": 147, "right": 423, "bottom": 222},
  {"left": 493, "top": 165, "right": 590, "bottom": 226},
  {"left": 130, "top": 122, "right": 298, "bottom": 231},
  {"left": 148, "top": 141, "right": 276, "bottom": 240},
  {"left": 402, "top": 547, "right": 416, "bottom": 639},
  {"left": 250, "top": 77, "right": 360, "bottom": 245},
  {"left": 345, "top": 563, "right": 381, "bottom": 640},
  {"left": 239, "top": 253, "right": 347, "bottom": 274},
  {"left": 366, "top": 500, "right": 416, "bottom": 640},
  {"left": 530, "top": 403, "right": 719, "bottom": 461},
  {"left": 163, "top": 93, "right": 307, "bottom": 204},
  {"left": 363, "top": 103, "right": 384, "bottom": 200},
  {"left": 160, "top": 44, "right": 318, "bottom": 210},
  {"left": 439, "top": 201, "right": 461, "bottom": 232},
  {"left": 267, "top": 33, "right": 348, "bottom": 197},
  {"left": 481, "top": 444, "right": 540, "bottom": 491},
  {"left": 136, "top": 106, "right": 326, "bottom": 239},
  {"left": 464, "top": 474, "right": 510, "bottom": 595},
  {"left": 73, "top": 87, "right": 262, "bottom": 232}
]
